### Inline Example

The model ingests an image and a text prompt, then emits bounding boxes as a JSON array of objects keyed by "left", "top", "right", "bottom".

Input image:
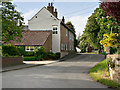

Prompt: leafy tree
[
  {"left": 66, "top": 21, "right": 75, "bottom": 33},
  {"left": 78, "top": 34, "right": 88, "bottom": 53},
  {"left": 1, "top": 2, "right": 24, "bottom": 43},
  {"left": 80, "top": 8, "right": 102, "bottom": 52},
  {"left": 100, "top": 32, "right": 120, "bottom": 52},
  {"left": 100, "top": 1, "right": 120, "bottom": 23}
]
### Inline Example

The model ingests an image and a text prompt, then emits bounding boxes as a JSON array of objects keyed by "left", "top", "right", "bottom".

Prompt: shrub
[
  {"left": 34, "top": 46, "right": 45, "bottom": 57},
  {"left": 2, "top": 44, "right": 19, "bottom": 56},
  {"left": 36, "top": 55, "right": 43, "bottom": 61},
  {"left": 110, "top": 47, "right": 117, "bottom": 54},
  {"left": 16, "top": 46, "right": 35, "bottom": 56},
  {"left": 24, "top": 52, "right": 34, "bottom": 56},
  {"left": 16, "top": 46, "right": 26, "bottom": 56},
  {"left": 24, "top": 56, "right": 36, "bottom": 61},
  {"left": 107, "top": 57, "right": 115, "bottom": 69},
  {"left": 55, "top": 52, "right": 61, "bottom": 59}
]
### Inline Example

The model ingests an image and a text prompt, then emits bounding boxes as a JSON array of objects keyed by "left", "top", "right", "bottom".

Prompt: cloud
[
  {"left": 22, "top": 9, "right": 39, "bottom": 25},
  {"left": 66, "top": 15, "right": 90, "bottom": 37}
]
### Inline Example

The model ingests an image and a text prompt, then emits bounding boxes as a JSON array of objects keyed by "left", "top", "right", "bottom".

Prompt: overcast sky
[{"left": 12, "top": 0, "right": 99, "bottom": 37}]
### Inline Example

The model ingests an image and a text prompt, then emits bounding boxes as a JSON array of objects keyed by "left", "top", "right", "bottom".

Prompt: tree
[
  {"left": 66, "top": 21, "right": 75, "bottom": 33},
  {"left": 81, "top": 8, "right": 101, "bottom": 52},
  {"left": 100, "top": 1, "right": 120, "bottom": 23},
  {"left": 1, "top": 2, "right": 24, "bottom": 43},
  {"left": 100, "top": 32, "right": 120, "bottom": 52}
]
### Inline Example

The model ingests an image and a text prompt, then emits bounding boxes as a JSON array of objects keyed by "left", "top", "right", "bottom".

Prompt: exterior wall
[
  {"left": 60, "top": 24, "right": 69, "bottom": 57},
  {"left": 69, "top": 31, "right": 75, "bottom": 53},
  {"left": 44, "top": 31, "right": 52, "bottom": 52},
  {"left": 107, "top": 54, "right": 120, "bottom": 84},
  {"left": 28, "top": 7, "right": 60, "bottom": 53},
  {"left": 2, "top": 57, "right": 23, "bottom": 67},
  {"left": 60, "top": 23, "right": 75, "bottom": 57}
]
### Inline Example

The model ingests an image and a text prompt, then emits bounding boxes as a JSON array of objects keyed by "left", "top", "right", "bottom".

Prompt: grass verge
[{"left": 89, "top": 59, "right": 120, "bottom": 89}]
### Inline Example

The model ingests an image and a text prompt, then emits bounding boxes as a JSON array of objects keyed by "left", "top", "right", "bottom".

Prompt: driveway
[{"left": 2, "top": 54, "right": 112, "bottom": 88}]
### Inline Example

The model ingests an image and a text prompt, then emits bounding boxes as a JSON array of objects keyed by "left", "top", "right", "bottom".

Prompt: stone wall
[
  {"left": 107, "top": 54, "right": 120, "bottom": 84},
  {"left": 2, "top": 57, "right": 23, "bottom": 67}
]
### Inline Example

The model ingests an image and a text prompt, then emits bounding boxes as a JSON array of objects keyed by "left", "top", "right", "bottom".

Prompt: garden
[{"left": 2, "top": 44, "right": 61, "bottom": 61}]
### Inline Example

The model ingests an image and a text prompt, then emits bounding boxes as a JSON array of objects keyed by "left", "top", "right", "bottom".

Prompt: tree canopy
[
  {"left": 1, "top": 2, "right": 24, "bottom": 43},
  {"left": 100, "top": 1, "right": 120, "bottom": 23}
]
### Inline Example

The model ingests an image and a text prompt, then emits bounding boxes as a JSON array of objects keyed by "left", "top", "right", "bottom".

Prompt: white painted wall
[{"left": 28, "top": 7, "right": 61, "bottom": 53}]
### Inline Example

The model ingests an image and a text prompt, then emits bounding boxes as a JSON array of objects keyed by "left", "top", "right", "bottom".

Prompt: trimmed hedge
[{"left": 23, "top": 56, "right": 36, "bottom": 61}]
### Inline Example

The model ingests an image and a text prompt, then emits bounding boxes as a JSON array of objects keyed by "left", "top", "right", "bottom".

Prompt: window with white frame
[
  {"left": 61, "top": 43, "right": 63, "bottom": 50},
  {"left": 53, "top": 26, "right": 58, "bottom": 34},
  {"left": 66, "top": 44, "right": 67, "bottom": 50},
  {"left": 72, "top": 45, "right": 74, "bottom": 50},
  {"left": 70, "top": 34, "right": 71, "bottom": 40},
  {"left": 69, "top": 45, "right": 71, "bottom": 50},
  {"left": 66, "top": 30, "right": 67, "bottom": 36},
  {"left": 63, "top": 44, "right": 65, "bottom": 50},
  {"left": 25, "top": 46, "right": 35, "bottom": 52}
]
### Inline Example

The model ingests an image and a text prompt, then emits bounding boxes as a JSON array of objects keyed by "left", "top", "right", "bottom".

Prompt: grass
[{"left": 89, "top": 59, "right": 120, "bottom": 90}]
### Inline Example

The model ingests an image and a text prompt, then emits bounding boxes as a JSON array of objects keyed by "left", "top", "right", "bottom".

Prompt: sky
[{"left": 12, "top": 0, "right": 99, "bottom": 37}]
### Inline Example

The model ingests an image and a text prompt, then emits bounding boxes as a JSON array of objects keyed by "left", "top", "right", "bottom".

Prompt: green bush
[
  {"left": 16, "top": 46, "right": 26, "bottom": 56},
  {"left": 110, "top": 47, "right": 117, "bottom": 54},
  {"left": 2, "top": 44, "right": 19, "bottom": 56},
  {"left": 16, "top": 46, "right": 35, "bottom": 56},
  {"left": 24, "top": 56, "right": 36, "bottom": 61},
  {"left": 24, "top": 52, "right": 34, "bottom": 56},
  {"left": 36, "top": 55, "right": 43, "bottom": 61},
  {"left": 55, "top": 52, "right": 61, "bottom": 59},
  {"left": 34, "top": 46, "right": 45, "bottom": 57}
]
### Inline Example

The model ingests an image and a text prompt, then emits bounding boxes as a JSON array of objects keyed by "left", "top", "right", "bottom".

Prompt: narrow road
[{"left": 2, "top": 54, "right": 111, "bottom": 88}]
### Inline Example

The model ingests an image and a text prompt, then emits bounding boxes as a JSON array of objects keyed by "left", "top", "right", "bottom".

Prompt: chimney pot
[
  {"left": 48, "top": 3, "right": 50, "bottom": 6},
  {"left": 51, "top": 3, "right": 53, "bottom": 6},
  {"left": 55, "top": 8, "right": 57, "bottom": 12},
  {"left": 62, "top": 16, "right": 65, "bottom": 23}
]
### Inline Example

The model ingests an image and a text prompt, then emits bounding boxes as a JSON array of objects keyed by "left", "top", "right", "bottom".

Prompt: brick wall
[
  {"left": 44, "top": 31, "right": 52, "bottom": 52},
  {"left": 2, "top": 57, "right": 23, "bottom": 67},
  {"left": 60, "top": 24, "right": 69, "bottom": 52},
  {"left": 107, "top": 54, "right": 120, "bottom": 84}
]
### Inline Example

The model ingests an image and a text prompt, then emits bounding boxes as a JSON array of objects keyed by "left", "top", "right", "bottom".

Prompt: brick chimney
[
  {"left": 62, "top": 16, "right": 65, "bottom": 23},
  {"left": 54, "top": 8, "right": 58, "bottom": 18},
  {"left": 47, "top": 3, "right": 54, "bottom": 14}
]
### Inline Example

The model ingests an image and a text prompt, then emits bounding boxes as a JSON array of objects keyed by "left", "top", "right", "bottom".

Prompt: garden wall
[
  {"left": 2, "top": 57, "right": 23, "bottom": 67},
  {"left": 107, "top": 54, "right": 120, "bottom": 84}
]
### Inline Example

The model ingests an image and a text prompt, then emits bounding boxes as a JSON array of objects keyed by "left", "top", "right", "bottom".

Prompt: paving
[
  {"left": 2, "top": 54, "right": 113, "bottom": 89},
  {"left": 2, "top": 60, "right": 59, "bottom": 72}
]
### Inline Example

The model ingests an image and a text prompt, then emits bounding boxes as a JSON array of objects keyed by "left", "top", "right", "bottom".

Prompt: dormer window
[{"left": 53, "top": 26, "right": 58, "bottom": 34}]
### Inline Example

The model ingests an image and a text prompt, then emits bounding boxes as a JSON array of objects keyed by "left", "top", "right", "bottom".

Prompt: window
[
  {"left": 61, "top": 43, "right": 63, "bottom": 50},
  {"left": 25, "top": 46, "right": 35, "bottom": 52},
  {"left": 72, "top": 45, "right": 74, "bottom": 50},
  {"left": 69, "top": 45, "right": 71, "bottom": 50},
  {"left": 53, "top": 26, "right": 58, "bottom": 34},
  {"left": 66, "top": 30, "right": 67, "bottom": 36},
  {"left": 66, "top": 44, "right": 67, "bottom": 50},
  {"left": 70, "top": 34, "right": 71, "bottom": 40}
]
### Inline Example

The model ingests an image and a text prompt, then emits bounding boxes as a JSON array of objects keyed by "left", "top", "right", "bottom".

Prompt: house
[{"left": 11, "top": 3, "right": 75, "bottom": 57}]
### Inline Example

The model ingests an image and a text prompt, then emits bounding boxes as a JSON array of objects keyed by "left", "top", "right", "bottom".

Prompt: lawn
[{"left": 89, "top": 59, "right": 120, "bottom": 89}]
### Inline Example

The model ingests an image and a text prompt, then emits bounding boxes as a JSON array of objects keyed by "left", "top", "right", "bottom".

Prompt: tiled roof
[{"left": 10, "top": 30, "right": 51, "bottom": 46}]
